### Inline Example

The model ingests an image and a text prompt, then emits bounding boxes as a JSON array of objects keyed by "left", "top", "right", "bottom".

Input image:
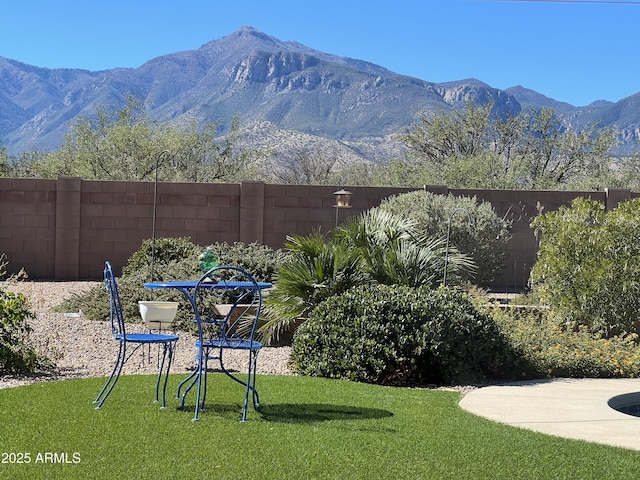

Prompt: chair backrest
[
  {"left": 104, "top": 261, "right": 126, "bottom": 338},
  {"left": 193, "top": 266, "right": 262, "bottom": 345}
]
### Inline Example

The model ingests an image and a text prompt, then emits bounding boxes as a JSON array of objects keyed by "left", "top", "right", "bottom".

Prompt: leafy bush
[
  {"left": 60, "top": 244, "right": 202, "bottom": 325},
  {"left": 292, "top": 284, "right": 518, "bottom": 386},
  {"left": 123, "top": 237, "right": 284, "bottom": 283},
  {"left": 487, "top": 304, "right": 640, "bottom": 378},
  {"left": 530, "top": 197, "right": 640, "bottom": 336},
  {"left": 0, "top": 287, "right": 49, "bottom": 374},
  {"left": 0, "top": 254, "right": 48, "bottom": 374},
  {"left": 122, "top": 237, "right": 201, "bottom": 279},
  {"left": 378, "top": 191, "right": 511, "bottom": 286},
  {"left": 207, "top": 241, "right": 286, "bottom": 283}
]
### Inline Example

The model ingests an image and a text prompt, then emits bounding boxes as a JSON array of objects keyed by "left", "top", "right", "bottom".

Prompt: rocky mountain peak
[
  {"left": 0, "top": 26, "right": 638, "bottom": 157},
  {"left": 232, "top": 51, "right": 320, "bottom": 84}
]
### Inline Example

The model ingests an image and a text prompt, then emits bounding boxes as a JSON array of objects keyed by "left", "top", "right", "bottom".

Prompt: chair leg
[
  {"left": 163, "top": 342, "right": 176, "bottom": 409},
  {"left": 219, "top": 352, "right": 249, "bottom": 388},
  {"left": 155, "top": 342, "right": 175, "bottom": 409},
  {"left": 192, "top": 353, "right": 206, "bottom": 422},
  {"left": 94, "top": 342, "right": 126, "bottom": 409},
  {"left": 178, "top": 344, "right": 201, "bottom": 404},
  {"left": 241, "top": 349, "right": 261, "bottom": 422},
  {"left": 187, "top": 347, "right": 261, "bottom": 422},
  {"left": 179, "top": 373, "right": 198, "bottom": 411},
  {"left": 250, "top": 349, "right": 260, "bottom": 408},
  {"left": 241, "top": 384, "right": 250, "bottom": 422},
  {"left": 217, "top": 349, "right": 260, "bottom": 421},
  {"left": 177, "top": 370, "right": 197, "bottom": 400},
  {"left": 154, "top": 344, "right": 168, "bottom": 404},
  {"left": 201, "top": 354, "right": 209, "bottom": 410}
]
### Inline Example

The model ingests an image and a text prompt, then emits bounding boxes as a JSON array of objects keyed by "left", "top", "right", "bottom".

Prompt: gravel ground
[
  {"left": 1, "top": 281, "right": 476, "bottom": 395},
  {"left": 0, "top": 281, "right": 292, "bottom": 390}
]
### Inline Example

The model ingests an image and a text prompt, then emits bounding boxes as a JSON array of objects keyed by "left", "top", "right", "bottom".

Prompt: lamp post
[
  {"left": 150, "top": 150, "right": 171, "bottom": 285},
  {"left": 333, "top": 189, "right": 353, "bottom": 227},
  {"left": 443, "top": 207, "right": 473, "bottom": 286}
]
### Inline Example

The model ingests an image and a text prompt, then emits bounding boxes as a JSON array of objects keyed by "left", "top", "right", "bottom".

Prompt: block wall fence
[{"left": 0, "top": 177, "right": 637, "bottom": 289}]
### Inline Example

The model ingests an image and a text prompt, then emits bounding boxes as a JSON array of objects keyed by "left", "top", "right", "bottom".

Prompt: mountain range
[{"left": 1, "top": 26, "right": 639, "bottom": 160}]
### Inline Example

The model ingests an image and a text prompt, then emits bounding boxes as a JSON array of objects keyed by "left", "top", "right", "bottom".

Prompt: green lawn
[{"left": 1, "top": 374, "right": 639, "bottom": 479}]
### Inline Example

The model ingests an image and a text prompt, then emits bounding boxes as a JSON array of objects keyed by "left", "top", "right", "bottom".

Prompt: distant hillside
[{"left": 1, "top": 26, "right": 638, "bottom": 159}]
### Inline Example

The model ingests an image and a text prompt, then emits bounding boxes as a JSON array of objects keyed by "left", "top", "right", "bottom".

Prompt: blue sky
[{"left": 1, "top": 0, "right": 638, "bottom": 106}]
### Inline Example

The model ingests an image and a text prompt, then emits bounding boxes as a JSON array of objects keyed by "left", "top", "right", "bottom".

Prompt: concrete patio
[{"left": 459, "top": 378, "right": 640, "bottom": 451}]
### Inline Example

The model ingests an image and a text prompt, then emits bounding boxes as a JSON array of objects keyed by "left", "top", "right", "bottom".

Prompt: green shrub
[
  {"left": 530, "top": 197, "right": 640, "bottom": 336},
  {"left": 207, "top": 241, "right": 286, "bottom": 283},
  {"left": 124, "top": 237, "right": 285, "bottom": 283},
  {"left": 60, "top": 250, "right": 201, "bottom": 325},
  {"left": 487, "top": 304, "right": 640, "bottom": 378},
  {"left": 292, "top": 284, "right": 517, "bottom": 386},
  {"left": 122, "top": 237, "right": 201, "bottom": 279},
  {"left": 378, "top": 191, "right": 511, "bottom": 286},
  {"left": 0, "top": 287, "right": 49, "bottom": 374}
]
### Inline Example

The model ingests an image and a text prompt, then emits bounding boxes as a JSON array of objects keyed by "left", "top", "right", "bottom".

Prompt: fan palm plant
[
  {"left": 259, "top": 209, "right": 476, "bottom": 344},
  {"left": 335, "top": 209, "right": 475, "bottom": 287},
  {"left": 258, "top": 231, "right": 365, "bottom": 344}
]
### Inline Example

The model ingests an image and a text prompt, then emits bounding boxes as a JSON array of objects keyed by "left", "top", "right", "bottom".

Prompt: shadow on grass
[
  {"left": 175, "top": 401, "right": 393, "bottom": 423},
  {"left": 175, "top": 402, "right": 249, "bottom": 419},
  {"left": 257, "top": 403, "right": 394, "bottom": 423}
]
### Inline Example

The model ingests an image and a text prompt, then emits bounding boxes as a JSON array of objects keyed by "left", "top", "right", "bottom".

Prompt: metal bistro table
[
  {"left": 144, "top": 279, "right": 272, "bottom": 313},
  {"left": 144, "top": 278, "right": 272, "bottom": 420}
]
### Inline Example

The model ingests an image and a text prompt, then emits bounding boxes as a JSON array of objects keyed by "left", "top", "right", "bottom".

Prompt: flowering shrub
[{"left": 487, "top": 304, "right": 640, "bottom": 378}]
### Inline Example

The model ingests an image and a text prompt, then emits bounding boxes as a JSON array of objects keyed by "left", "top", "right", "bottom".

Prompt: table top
[{"left": 144, "top": 280, "right": 272, "bottom": 290}]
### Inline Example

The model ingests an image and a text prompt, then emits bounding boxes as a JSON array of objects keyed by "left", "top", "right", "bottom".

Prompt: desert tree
[
  {"left": 0, "top": 146, "right": 9, "bottom": 177},
  {"left": 26, "top": 95, "right": 259, "bottom": 182},
  {"left": 266, "top": 146, "right": 339, "bottom": 185},
  {"left": 514, "top": 108, "right": 616, "bottom": 189},
  {"left": 398, "top": 101, "right": 617, "bottom": 190}
]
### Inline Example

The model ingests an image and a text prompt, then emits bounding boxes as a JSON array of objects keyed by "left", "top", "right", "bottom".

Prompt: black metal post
[
  {"left": 443, "top": 207, "right": 473, "bottom": 286},
  {"left": 150, "top": 150, "right": 171, "bottom": 285}
]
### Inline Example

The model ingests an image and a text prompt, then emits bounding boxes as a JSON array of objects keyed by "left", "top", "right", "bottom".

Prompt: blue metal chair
[
  {"left": 94, "top": 261, "right": 179, "bottom": 410},
  {"left": 177, "top": 266, "right": 263, "bottom": 421}
]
